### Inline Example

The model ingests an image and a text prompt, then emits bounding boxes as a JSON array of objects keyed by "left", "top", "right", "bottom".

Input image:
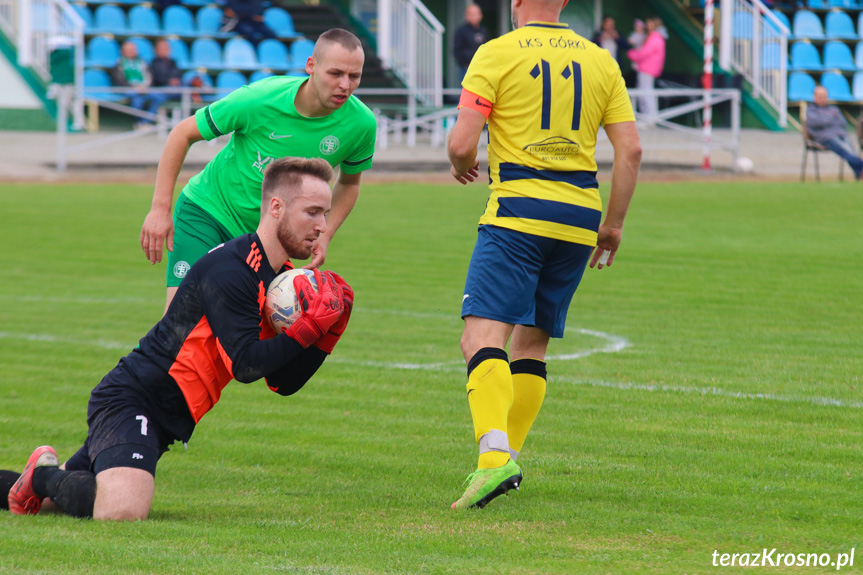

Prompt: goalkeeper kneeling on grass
[{"left": 1, "top": 157, "right": 354, "bottom": 521}]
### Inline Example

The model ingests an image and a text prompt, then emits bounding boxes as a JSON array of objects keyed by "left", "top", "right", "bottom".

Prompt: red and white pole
[{"left": 702, "top": 0, "right": 714, "bottom": 171}]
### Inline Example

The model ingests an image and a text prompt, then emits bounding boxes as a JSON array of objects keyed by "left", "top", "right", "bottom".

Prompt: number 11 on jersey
[{"left": 531, "top": 59, "right": 582, "bottom": 131}]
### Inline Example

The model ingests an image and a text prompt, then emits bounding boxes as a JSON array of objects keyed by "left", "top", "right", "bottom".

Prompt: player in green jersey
[{"left": 140, "top": 28, "right": 377, "bottom": 310}]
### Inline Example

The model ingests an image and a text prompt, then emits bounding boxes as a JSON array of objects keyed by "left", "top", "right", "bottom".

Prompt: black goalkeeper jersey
[{"left": 111, "top": 233, "right": 324, "bottom": 443}]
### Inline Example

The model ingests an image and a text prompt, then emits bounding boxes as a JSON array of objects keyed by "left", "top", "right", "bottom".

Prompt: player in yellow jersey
[{"left": 447, "top": 0, "right": 642, "bottom": 510}]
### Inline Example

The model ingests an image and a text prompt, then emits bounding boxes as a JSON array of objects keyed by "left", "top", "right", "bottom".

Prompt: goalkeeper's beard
[{"left": 277, "top": 217, "right": 316, "bottom": 260}]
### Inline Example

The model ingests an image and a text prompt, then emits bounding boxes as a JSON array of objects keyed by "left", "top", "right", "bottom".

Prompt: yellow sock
[
  {"left": 465, "top": 348, "right": 513, "bottom": 469},
  {"left": 507, "top": 359, "right": 547, "bottom": 459}
]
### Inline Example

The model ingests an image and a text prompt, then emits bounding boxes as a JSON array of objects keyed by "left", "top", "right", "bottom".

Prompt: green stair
[{"left": 0, "top": 28, "right": 58, "bottom": 130}]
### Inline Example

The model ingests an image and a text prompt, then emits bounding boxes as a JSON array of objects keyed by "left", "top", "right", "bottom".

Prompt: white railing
[
  {"left": 0, "top": 0, "right": 85, "bottom": 128},
  {"left": 376, "top": 0, "right": 444, "bottom": 107},
  {"left": 719, "top": 0, "right": 788, "bottom": 127}
]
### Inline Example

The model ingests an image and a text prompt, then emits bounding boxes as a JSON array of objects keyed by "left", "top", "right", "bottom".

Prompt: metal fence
[{"left": 719, "top": 0, "right": 788, "bottom": 127}]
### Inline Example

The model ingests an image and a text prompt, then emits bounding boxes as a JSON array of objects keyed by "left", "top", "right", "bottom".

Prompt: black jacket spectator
[{"left": 150, "top": 56, "right": 181, "bottom": 88}]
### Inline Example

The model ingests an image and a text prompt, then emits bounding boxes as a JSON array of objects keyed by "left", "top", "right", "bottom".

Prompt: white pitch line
[{"left": 0, "top": 331, "right": 134, "bottom": 350}]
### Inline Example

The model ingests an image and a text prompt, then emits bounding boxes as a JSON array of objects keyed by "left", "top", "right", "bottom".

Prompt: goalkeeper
[
  {"left": 2, "top": 158, "right": 354, "bottom": 521},
  {"left": 140, "top": 28, "right": 376, "bottom": 312}
]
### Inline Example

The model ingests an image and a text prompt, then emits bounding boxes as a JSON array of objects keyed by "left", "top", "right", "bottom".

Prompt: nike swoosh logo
[
  {"left": 463, "top": 294, "right": 470, "bottom": 302},
  {"left": 475, "top": 98, "right": 491, "bottom": 109},
  {"left": 269, "top": 132, "right": 292, "bottom": 139}
]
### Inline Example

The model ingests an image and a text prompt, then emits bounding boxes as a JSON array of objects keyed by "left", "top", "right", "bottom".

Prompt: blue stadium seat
[
  {"left": 182, "top": 69, "right": 215, "bottom": 102},
  {"left": 71, "top": 4, "right": 93, "bottom": 30},
  {"left": 790, "top": 41, "right": 823, "bottom": 70},
  {"left": 249, "top": 70, "right": 274, "bottom": 83},
  {"left": 853, "top": 71, "right": 863, "bottom": 99},
  {"left": 128, "top": 36, "right": 155, "bottom": 63},
  {"left": 162, "top": 5, "right": 196, "bottom": 37},
  {"left": 263, "top": 7, "right": 295, "bottom": 37},
  {"left": 788, "top": 72, "right": 817, "bottom": 101},
  {"left": 191, "top": 37, "right": 223, "bottom": 69},
  {"left": 793, "top": 10, "right": 825, "bottom": 39},
  {"left": 828, "top": 0, "right": 855, "bottom": 7},
  {"left": 821, "top": 71, "right": 854, "bottom": 100},
  {"left": 257, "top": 39, "right": 289, "bottom": 70},
  {"left": 857, "top": 11, "right": 863, "bottom": 37},
  {"left": 168, "top": 38, "right": 190, "bottom": 68},
  {"left": 127, "top": 5, "right": 160, "bottom": 35},
  {"left": 289, "top": 38, "right": 314, "bottom": 71},
  {"left": 215, "top": 70, "right": 248, "bottom": 98},
  {"left": 223, "top": 37, "right": 258, "bottom": 69},
  {"left": 825, "top": 10, "right": 857, "bottom": 39},
  {"left": 181, "top": 0, "right": 211, "bottom": 7},
  {"left": 92, "top": 4, "right": 126, "bottom": 33},
  {"left": 823, "top": 40, "right": 855, "bottom": 70},
  {"left": 807, "top": 0, "right": 828, "bottom": 7},
  {"left": 196, "top": 6, "right": 225, "bottom": 36},
  {"left": 84, "top": 68, "right": 122, "bottom": 101},
  {"left": 85, "top": 36, "right": 119, "bottom": 67}
]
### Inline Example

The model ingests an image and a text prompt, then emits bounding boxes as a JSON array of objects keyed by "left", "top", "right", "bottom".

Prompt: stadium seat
[
  {"left": 289, "top": 38, "right": 314, "bottom": 71},
  {"left": 92, "top": 4, "right": 126, "bottom": 33},
  {"left": 182, "top": 69, "right": 215, "bottom": 102},
  {"left": 823, "top": 40, "right": 856, "bottom": 70},
  {"left": 788, "top": 71, "right": 817, "bottom": 101},
  {"left": 71, "top": 4, "right": 93, "bottom": 30},
  {"left": 83, "top": 68, "right": 122, "bottom": 101},
  {"left": 196, "top": 6, "right": 225, "bottom": 36},
  {"left": 181, "top": 0, "right": 211, "bottom": 7},
  {"left": 828, "top": 0, "right": 855, "bottom": 6},
  {"left": 790, "top": 41, "right": 823, "bottom": 71},
  {"left": 853, "top": 70, "right": 863, "bottom": 99},
  {"left": 168, "top": 38, "right": 191, "bottom": 68},
  {"left": 128, "top": 36, "right": 155, "bottom": 63},
  {"left": 257, "top": 39, "right": 289, "bottom": 70},
  {"left": 825, "top": 10, "right": 857, "bottom": 39},
  {"left": 263, "top": 7, "right": 296, "bottom": 37},
  {"left": 85, "top": 36, "right": 120, "bottom": 67},
  {"left": 191, "top": 37, "right": 223, "bottom": 69},
  {"left": 249, "top": 70, "right": 274, "bottom": 83},
  {"left": 127, "top": 5, "right": 160, "bottom": 36},
  {"left": 807, "top": 0, "right": 828, "bottom": 7},
  {"left": 223, "top": 37, "right": 259, "bottom": 69},
  {"left": 215, "top": 70, "right": 248, "bottom": 98},
  {"left": 821, "top": 71, "right": 854, "bottom": 100},
  {"left": 793, "top": 10, "right": 825, "bottom": 39},
  {"left": 162, "top": 5, "right": 196, "bottom": 37}
]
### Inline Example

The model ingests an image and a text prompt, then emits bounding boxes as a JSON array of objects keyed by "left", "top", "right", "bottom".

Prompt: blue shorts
[{"left": 461, "top": 225, "right": 593, "bottom": 338}]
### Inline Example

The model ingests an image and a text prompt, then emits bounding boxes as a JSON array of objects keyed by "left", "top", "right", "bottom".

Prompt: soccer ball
[
  {"left": 265, "top": 269, "right": 318, "bottom": 332},
  {"left": 734, "top": 156, "right": 754, "bottom": 174}
]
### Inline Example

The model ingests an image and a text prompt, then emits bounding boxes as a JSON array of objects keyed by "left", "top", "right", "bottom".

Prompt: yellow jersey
[{"left": 462, "top": 22, "right": 635, "bottom": 246}]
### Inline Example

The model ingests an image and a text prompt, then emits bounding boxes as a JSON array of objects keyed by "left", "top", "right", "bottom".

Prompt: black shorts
[{"left": 67, "top": 366, "right": 178, "bottom": 476}]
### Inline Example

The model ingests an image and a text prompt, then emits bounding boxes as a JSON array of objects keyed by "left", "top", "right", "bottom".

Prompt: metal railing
[
  {"left": 376, "top": 0, "right": 444, "bottom": 107},
  {"left": 0, "top": 0, "right": 85, "bottom": 128},
  {"left": 719, "top": 0, "right": 788, "bottom": 127}
]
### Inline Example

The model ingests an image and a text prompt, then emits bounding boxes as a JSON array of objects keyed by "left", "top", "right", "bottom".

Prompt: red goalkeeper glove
[
  {"left": 315, "top": 271, "right": 353, "bottom": 354},
  {"left": 282, "top": 269, "right": 343, "bottom": 348}
]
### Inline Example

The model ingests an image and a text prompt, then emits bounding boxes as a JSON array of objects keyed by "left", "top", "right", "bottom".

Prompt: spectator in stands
[
  {"left": 150, "top": 39, "right": 182, "bottom": 107},
  {"left": 628, "top": 18, "right": 646, "bottom": 50},
  {"left": 591, "top": 16, "right": 629, "bottom": 67},
  {"left": 453, "top": 4, "right": 489, "bottom": 82},
  {"left": 222, "top": 0, "right": 276, "bottom": 45},
  {"left": 111, "top": 41, "right": 158, "bottom": 129},
  {"left": 626, "top": 17, "right": 666, "bottom": 125},
  {"left": 807, "top": 85, "right": 863, "bottom": 179}
]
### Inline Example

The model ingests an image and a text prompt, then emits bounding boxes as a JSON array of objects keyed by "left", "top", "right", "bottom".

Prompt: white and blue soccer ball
[{"left": 266, "top": 269, "right": 318, "bottom": 332}]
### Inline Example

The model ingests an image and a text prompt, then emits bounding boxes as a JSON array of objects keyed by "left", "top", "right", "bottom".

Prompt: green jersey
[{"left": 184, "top": 76, "right": 377, "bottom": 237}]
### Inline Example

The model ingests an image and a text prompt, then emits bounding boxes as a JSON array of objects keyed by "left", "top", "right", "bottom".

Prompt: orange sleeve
[{"left": 458, "top": 89, "right": 493, "bottom": 119}]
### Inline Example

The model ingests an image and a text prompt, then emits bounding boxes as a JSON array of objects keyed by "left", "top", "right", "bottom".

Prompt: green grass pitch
[{"left": 0, "top": 178, "right": 861, "bottom": 573}]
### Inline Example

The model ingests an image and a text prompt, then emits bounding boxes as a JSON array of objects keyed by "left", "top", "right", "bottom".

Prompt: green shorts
[{"left": 166, "top": 193, "right": 234, "bottom": 287}]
